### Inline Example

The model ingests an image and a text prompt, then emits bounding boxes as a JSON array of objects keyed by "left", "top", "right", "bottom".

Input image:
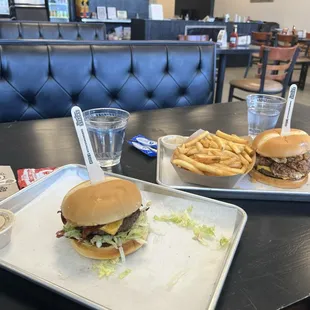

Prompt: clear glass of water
[
  {"left": 246, "top": 94, "right": 286, "bottom": 139},
  {"left": 83, "top": 108, "right": 130, "bottom": 167}
]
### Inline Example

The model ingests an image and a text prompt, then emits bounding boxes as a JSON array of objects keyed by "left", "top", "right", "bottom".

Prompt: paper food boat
[{"left": 171, "top": 130, "right": 256, "bottom": 189}]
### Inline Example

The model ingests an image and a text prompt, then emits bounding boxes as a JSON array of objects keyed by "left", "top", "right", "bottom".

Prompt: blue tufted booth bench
[
  {"left": 0, "top": 41, "right": 216, "bottom": 122},
  {"left": 0, "top": 21, "right": 106, "bottom": 41}
]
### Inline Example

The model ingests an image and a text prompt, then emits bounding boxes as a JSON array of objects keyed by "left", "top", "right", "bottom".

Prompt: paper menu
[
  {"left": 107, "top": 7, "right": 117, "bottom": 19},
  {"left": 149, "top": 4, "right": 164, "bottom": 20},
  {"left": 0, "top": 166, "right": 19, "bottom": 201}
]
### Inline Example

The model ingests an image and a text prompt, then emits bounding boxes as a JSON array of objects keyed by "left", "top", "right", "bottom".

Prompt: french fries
[
  {"left": 172, "top": 159, "right": 204, "bottom": 175},
  {"left": 184, "top": 131, "right": 209, "bottom": 147},
  {"left": 193, "top": 154, "right": 221, "bottom": 164},
  {"left": 172, "top": 130, "right": 255, "bottom": 177},
  {"left": 216, "top": 130, "right": 248, "bottom": 144}
]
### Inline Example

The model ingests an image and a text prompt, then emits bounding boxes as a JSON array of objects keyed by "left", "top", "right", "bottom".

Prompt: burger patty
[
  {"left": 82, "top": 209, "right": 141, "bottom": 239},
  {"left": 57, "top": 209, "right": 142, "bottom": 241},
  {"left": 256, "top": 152, "right": 310, "bottom": 180},
  {"left": 258, "top": 168, "right": 274, "bottom": 178},
  {"left": 256, "top": 156, "right": 273, "bottom": 166},
  {"left": 118, "top": 209, "right": 141, "bottom": 233},
  {"left": 271, "top": 162, "right": 304, "bottom": 180},
  {"left": 287, "top": 158, "right": 310, "bottom": 174}
]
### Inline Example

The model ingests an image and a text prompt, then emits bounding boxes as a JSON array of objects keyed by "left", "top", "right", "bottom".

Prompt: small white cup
[
  {"left": 162, "top": 135, "right": 187, "bottom": 150},
  {"left": 0, "top": 209, "right": 15, "bottom": 249}
]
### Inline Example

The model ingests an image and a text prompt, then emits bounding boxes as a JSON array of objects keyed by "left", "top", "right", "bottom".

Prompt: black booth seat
[
  {"left": 0, "top": 22, "right": 106, "bottom": 40},
  {"left": 0, "top": 42, "right": 216, "bottom": 123}
]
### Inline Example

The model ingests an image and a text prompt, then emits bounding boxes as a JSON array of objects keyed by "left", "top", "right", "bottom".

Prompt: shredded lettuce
[
  {"left": 166, "top": 270, "right": 187, "bottom": 291},
  {"left": 93, "top": 261, "right": 133, "bottom": 279},
  {"left": 63, "top": 222, "right": 81, "bottom": 240},
  {"left": 154, "top": 206, "right": 216, "bottom": 246},
  {"left": 219, "top": 237, "right": 230, "bottom": 248},
  {"left": 89, "top": 212, "right": 148, "bottom": 249},
  {"left": 193, "top": 225, "right": 216, "bottom": 245},
  {"left": 118, "top": 269, "right": 132, "bottom": 279},
  {"left": 92, "top": 258, "right": 120, "bottom": 278},
  {"left": 154, "top": 206, "right": 196, "bottom": 229}
]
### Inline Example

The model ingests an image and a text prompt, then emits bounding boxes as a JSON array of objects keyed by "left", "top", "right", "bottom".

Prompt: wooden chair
[
  {"left": 291, "top": 35, "right": 310, "bottom": 90},
  {"left": 275, "top": 34, "right": 298, "bottom": 47},
  {"left": 244, "top": 32, "right": 272, "bottom": 78},
  {"left": 229, "top": 45, "right": 299, "bottom": 102},
  {"left": 178, "top": 35, "right": 209, "bottom": 41}
]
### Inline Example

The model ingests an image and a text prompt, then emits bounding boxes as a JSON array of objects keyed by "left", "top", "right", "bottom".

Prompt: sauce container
[
  {"left": 162, "top": 135, "right": 187, "bottom": 150},
  {"left": 0, "top": 209, "right": 14, "bottom": 249}
]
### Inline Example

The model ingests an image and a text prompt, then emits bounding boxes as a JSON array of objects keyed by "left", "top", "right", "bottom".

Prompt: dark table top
[
  {"left": 217, "top": 44, "right": 260, "bottom": 55},
  {"left": 299, "top": 38, "right": 310, "bottom": 43},
  {"left": 1, "top": 102, "right": 310, "bottom": 310}
]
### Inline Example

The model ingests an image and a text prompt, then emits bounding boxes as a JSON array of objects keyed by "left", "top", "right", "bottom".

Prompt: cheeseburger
[
  {"left": 250, "top": 128, "right": 310, "bottom": 188},
  {"left": 56, "top": 177, "right": 149, "bottom": 259}
]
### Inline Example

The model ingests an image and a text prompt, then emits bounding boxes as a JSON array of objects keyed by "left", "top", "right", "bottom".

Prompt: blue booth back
[{"left": 0, "top": 42, "right": 216, "bottom": 122}]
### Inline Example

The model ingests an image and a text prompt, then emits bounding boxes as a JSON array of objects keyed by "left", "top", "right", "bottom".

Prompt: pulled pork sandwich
[
  {"left": 56, "top": 177, "right": 149, "bottom": 260},
  {"left": 250, "top": 128, "right": 310, "bottom": 189}
]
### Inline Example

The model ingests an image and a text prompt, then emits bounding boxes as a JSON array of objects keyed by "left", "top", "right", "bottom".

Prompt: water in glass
[
  {"left": 248, "top": 107, "right": 280, "bottom": 138},
  {"left": 246, "top": 94, "right": 286, "bottom": 139},
  {"left": 84, "top": 109, "right": 129, "bottom": 167}
]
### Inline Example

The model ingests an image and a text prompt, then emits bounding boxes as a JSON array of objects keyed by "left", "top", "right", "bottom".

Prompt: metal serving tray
[
  {"left": 0, "top": 164, "right": 247, "bottom": 310},
  {"left": 157, "top": 137, "right": 310, "bottom": 201}
]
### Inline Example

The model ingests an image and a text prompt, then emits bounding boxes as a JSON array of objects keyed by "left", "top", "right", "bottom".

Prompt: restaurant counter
[
  {"left": 131, "top": 19, "right": 262, "bottom": 67},
  {"left": 131, "top": 19, "right": 261, "bottom": 41}
]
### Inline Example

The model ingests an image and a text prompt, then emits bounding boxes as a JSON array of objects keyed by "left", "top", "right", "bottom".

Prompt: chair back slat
[
  {"left": 276, "top": 34, "right": 298, "bottom": 47},
  {"left": 257, "top": 63, "right": 290, "bottom": 72},
  {"left": 251, "top": 31, "right": 272, "bottom": 46},
  {"left": 259, "top": 45, "right": 298, "bottom": 61},
  {"left": 256, "top": 45, "right": 299, "bottom": 82}
]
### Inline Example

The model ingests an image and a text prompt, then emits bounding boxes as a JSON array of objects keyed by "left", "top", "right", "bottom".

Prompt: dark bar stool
[
  {"left": 229, "top": 45, "right": 299, "bottom": 101},
  {"left": 244, "top": 32, "right": 272, "bottom": 78}
]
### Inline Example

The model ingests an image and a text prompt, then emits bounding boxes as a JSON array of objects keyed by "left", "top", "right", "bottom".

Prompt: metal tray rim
[{"left": 0, "top": 164, "right": 247, "bottom": 310}]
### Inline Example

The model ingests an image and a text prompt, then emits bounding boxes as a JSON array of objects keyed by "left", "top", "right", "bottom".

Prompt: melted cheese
[
  {"left": 257, "top": 165, "right": 271, "bottom": 172},
  {"left": 100, "top": 219, "right": 123, "bottom": 235}
]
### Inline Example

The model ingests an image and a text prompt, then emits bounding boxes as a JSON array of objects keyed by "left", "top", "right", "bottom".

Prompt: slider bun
[
  {"left": 61, "top": 177, "right": 142, "bottom": 226},
  {"left": 70, "top": 230, "right": 148, "bottom": 260},
  {"left": 252, "top": 128, "right": 310, "bottom": 158}
]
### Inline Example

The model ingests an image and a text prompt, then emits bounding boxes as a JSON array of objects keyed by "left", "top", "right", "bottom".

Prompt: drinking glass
[
  {"left": 246, "top": 94, "right": 286, "bottom": 139},
  {"left": 83, "top": 108, "right": 130, "bottom": 167}
]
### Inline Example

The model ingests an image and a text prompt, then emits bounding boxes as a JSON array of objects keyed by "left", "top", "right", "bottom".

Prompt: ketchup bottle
[{"left": 230, "top": 25, "right": 238, "bottom": 48}]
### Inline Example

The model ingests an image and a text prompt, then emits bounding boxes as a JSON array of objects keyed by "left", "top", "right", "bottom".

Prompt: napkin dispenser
[
  {"left": 237, "top": 35, "right": 251, "bottom": 46},
  {"left": 217, "top": 30, "right": 227, "bottom": 47}
]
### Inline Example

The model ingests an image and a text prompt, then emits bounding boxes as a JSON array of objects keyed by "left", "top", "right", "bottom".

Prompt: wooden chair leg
[
  {"left": 228, "top": 86, "right": 234, "bottom": 102},
  {"left": 244, "top": 54, "right": 252, "bottom": 78}
]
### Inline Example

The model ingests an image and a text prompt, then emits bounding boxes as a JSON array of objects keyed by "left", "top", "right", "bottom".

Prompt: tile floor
[{"left": 223, "top": 67, "right": 310, "bottom": 106}]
